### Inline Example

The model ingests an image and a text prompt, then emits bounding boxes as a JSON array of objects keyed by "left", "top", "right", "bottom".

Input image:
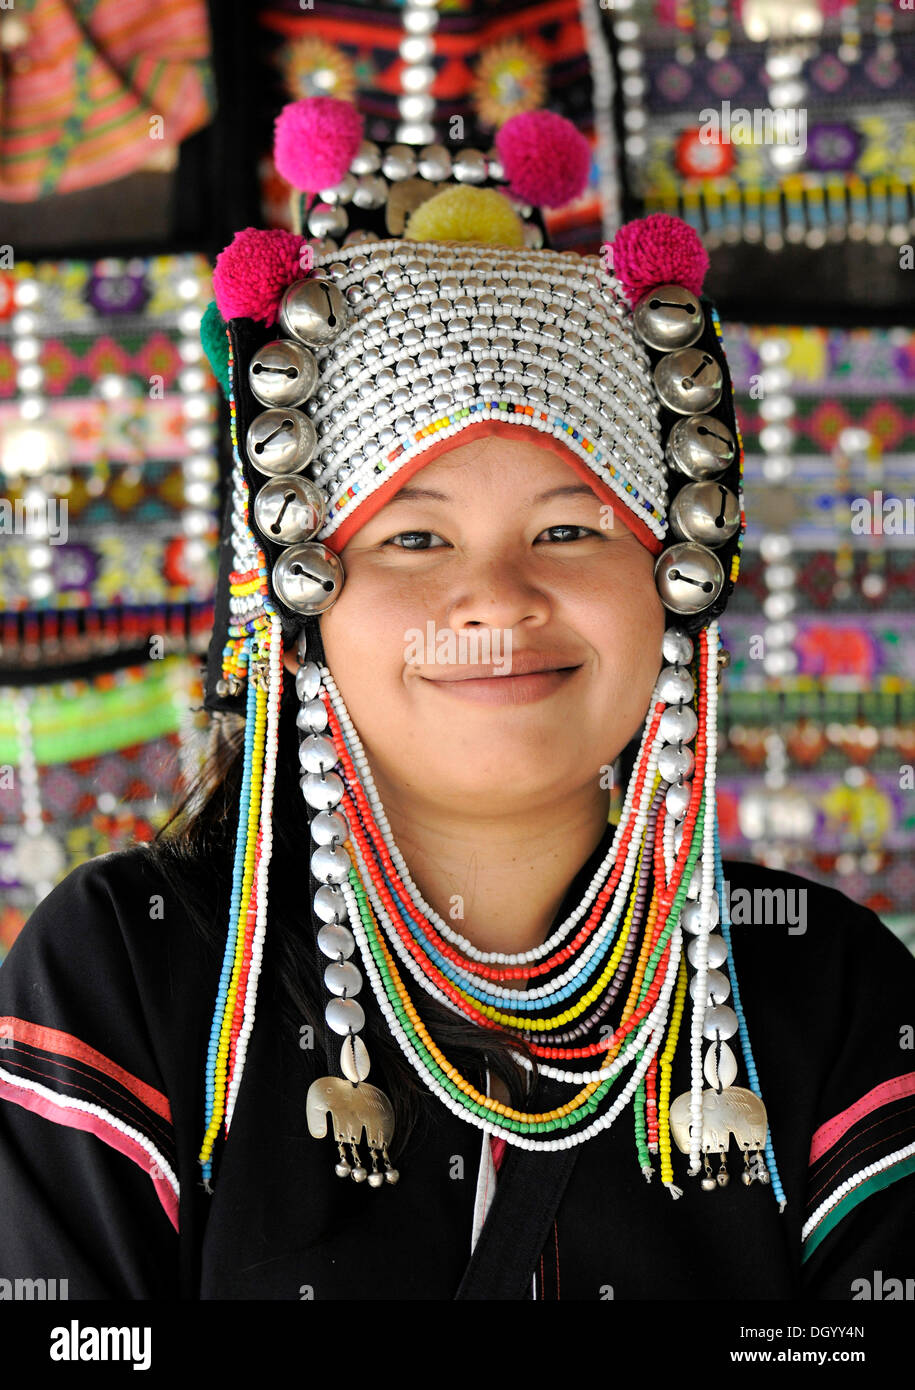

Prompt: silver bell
[
  {"left": 653, "top": 348, "right": 723, "bottom": 415},
  {"left": 248, "top": 339, "right": 318, "bottom": 408},
  {"left": 280, "top": 277, "right": 352, "bottom": 347},
  {"left": 350, "top": 139, "right": 381, "bottom": 175},
  {"left": 246, "top": 407, "right": 317, "bottom": 477},
  {"left": 670, "top": 481, "right": 741, "bottom": 548},
  {"left": 452, "top": 149, "right": 488, "bottom": 184},
  {"left": 633, "top": 284, "right": 705, "bottom": 351},
  {"left": 381, "top": 144, "right": 418, "bottom": 180},
  {"left": 351, "top": 174, "right": 388, "bottom": 210},
  {"left": 666, "top": 414, "right": 735, "bottom": 480},
  {"left": 655, "top": 543, "right": 725, "bottom": 615},
  {"left": 418, "top": 144, "right": 452, "bottom": 181},
  {"left": 307, "top": 203, "right": 349, "bottom": 239},
  {"left": 273, "top": 542, "right": 344, "bottom": 615},
  {"left": 253, "top": 475, "right": 326, "bottom": 546}
]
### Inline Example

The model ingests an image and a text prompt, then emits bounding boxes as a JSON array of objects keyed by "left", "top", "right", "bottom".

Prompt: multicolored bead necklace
[{"left": 283, "top": 620, "right": 784, "bottom": 1200}]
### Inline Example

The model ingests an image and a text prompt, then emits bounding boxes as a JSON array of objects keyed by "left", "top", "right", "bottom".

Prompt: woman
[{"left": 1, "top": 100, "right": 913, "bottom": 1301}]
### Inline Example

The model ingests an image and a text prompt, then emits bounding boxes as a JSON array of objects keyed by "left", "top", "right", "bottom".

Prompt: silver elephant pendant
[
  {"left": 670, "top": 1086, "right": 770, "bottom": 1191},
  {"left": 306, "top": 1076, "right": 399, "bottom": 1187}
]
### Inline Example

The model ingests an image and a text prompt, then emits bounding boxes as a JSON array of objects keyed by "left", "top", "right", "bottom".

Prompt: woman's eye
[
  {"left": 383, "top": 531, "right": 446, "bottom": 550},
  {"left": 537, "top": 525, "right": 596, "bottom": 542}
]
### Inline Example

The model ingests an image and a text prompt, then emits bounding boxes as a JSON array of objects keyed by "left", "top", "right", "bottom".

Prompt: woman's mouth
[{"left": 419, "top": 660, "right": 581, "bottom": 705}]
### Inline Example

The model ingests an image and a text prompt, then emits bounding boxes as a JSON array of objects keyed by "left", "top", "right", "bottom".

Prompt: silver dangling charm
[
  {"left": 297, "top": 638, "right": 398, "bottom": 1188},
  {"left": 669, "top": 1086, "right": 769, "bottom": 1195}
]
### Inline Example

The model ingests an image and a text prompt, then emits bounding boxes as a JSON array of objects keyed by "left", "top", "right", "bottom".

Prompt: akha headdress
[{"left": 196, "top": 96, "right": 784, "bottom": 1210}]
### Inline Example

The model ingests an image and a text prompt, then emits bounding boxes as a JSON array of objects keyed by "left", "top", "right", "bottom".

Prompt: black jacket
[{"left": 1, "top": 825, "right": 913, "bottom": 1300}]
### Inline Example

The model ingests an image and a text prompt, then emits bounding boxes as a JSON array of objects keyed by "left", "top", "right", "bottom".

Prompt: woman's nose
[{"left": 443, "top": 553, "right": 552, "bottom": 631}]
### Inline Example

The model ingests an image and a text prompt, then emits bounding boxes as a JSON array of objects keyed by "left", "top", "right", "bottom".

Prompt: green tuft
[{"left": 200, "top": 300, "right": 231, "bottom": 399}]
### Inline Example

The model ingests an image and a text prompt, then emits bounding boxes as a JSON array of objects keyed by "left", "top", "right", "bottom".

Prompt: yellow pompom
[{"left": 404, "top": 185, "right": 525, "bottom": 248}]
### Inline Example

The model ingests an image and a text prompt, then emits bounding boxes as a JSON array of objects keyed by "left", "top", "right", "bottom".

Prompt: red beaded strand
[{"left": 323, "top": 695, "right": 669, "bottom": 983}]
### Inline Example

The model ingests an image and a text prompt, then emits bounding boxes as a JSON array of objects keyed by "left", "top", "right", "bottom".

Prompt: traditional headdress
[{"left": 196, "top": 96, "right": 784, "bottom": 1208}]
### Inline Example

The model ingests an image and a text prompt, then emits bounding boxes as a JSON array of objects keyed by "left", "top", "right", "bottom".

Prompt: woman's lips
[{"left": 420, "top": 666, "right": 580, "bottom": 705}]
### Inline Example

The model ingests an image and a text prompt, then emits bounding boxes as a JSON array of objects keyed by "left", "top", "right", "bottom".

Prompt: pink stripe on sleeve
[
  {"left": 0, "top": 1077, "right": 179, "bottom": 1231},
  {"left": 809, "top": 1071, "right": 915, "bottom": 1165}
]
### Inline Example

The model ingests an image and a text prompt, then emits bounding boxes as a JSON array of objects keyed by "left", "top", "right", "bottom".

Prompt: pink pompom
[
  {"left": 610, "top": 213, "right": 709, "bottom": 303},
  {"left": 495, "top": 111, "right": 591, "bottom": 209},
  {"left": 274, "top": 97, "right": 364, "bottom": 193},
  {"left": 213, "top": 228, "right": 307, "bottom": 325}
]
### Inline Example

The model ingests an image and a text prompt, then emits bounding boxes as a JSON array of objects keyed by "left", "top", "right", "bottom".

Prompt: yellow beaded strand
[
  {"left": 199, "top": 678, "right": 269, "bottom": 1165},
  {"left": 658, "top": 952, "right": 688, "bottom": 1185}
]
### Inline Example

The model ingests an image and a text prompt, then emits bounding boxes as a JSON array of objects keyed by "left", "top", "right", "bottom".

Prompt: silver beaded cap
[{"left": 275, "top": 239, "right": 671, "bottom": 550}]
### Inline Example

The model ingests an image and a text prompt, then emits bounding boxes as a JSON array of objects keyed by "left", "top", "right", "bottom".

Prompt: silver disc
[
  {"left": 689, "top": 967, "right": 731, "bottom": 1006},
  {"left": 703, "top": 1005, "right": 739, "bottom": 1041},
  {"left": 311, "top": 844, "right": 351, "bottom": 884},
  {"left": 301, "top": 771, "right": 344, "bottom": 810},
  {"left": 689, "top": 932, "right": 727, "bottom": 968},
  {"left": 295, "top": 661, "right": 321, "bottom": 702},
  {"left": 298, "top": 734, "right": 338, "bottom": 774},
  {"left": 661, "top": 628, "right": 694, "bottom": 665},
  {"left": 325, "top": 996, "right": 366, "bottom": 1036},
  {"left": 324, "top": 959, "right": 363, "bottom": 997},
  {"left": 317, "top": 921, "right": 355, "bottom": 956},
  {"left": 311, "top": 810, "right": 349, "bottom": 846}
]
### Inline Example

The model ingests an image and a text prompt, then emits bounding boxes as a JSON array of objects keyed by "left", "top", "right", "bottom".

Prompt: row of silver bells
[
  {"left": 242, "top": 275, "right": 740, "bottom": 619},
  {"left": 243, "top": 278, "right": 353, "bottom": 615},
  {"left": 631, "top": 283, "right": 742, "bottom": 617}
]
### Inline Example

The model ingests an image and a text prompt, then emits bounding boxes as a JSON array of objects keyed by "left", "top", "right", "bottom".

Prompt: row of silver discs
[
  {"left": 657, "top": 628, "right": 769, "bottom": 1190},
  {"left": 655, "top": 630, "right": 736, "bottom": 1100},
  {"left": 632, "top": 284, "right": 742, "bottom": 618},
  {"left": 295, "top": 651, "right": 400, "bottom": 1187},
  {"left": 243, "top": 278, "right": 360, "bottom": 615}
]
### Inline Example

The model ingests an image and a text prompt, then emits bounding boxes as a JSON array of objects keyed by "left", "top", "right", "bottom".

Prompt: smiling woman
[
  {"left": 1, "top": 98, "right": 913, "bottom": 1305},
  {"left": 304, "top": 434, "right": 665, "bottom": 964}
]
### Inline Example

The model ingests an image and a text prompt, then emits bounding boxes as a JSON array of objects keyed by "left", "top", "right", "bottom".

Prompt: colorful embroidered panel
[{"left": 600, "top": 1, "right": 915, "bottom": 249}]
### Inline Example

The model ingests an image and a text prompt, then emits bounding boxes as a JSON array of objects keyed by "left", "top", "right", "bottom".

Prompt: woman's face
[{"left": 284, "top": 434, "right": 666, "bottom": 817}]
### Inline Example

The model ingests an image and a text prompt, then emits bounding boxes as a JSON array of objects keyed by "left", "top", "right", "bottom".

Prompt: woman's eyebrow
[{"left": 390, "top": 483, "right": 597, "bottom": 504}]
